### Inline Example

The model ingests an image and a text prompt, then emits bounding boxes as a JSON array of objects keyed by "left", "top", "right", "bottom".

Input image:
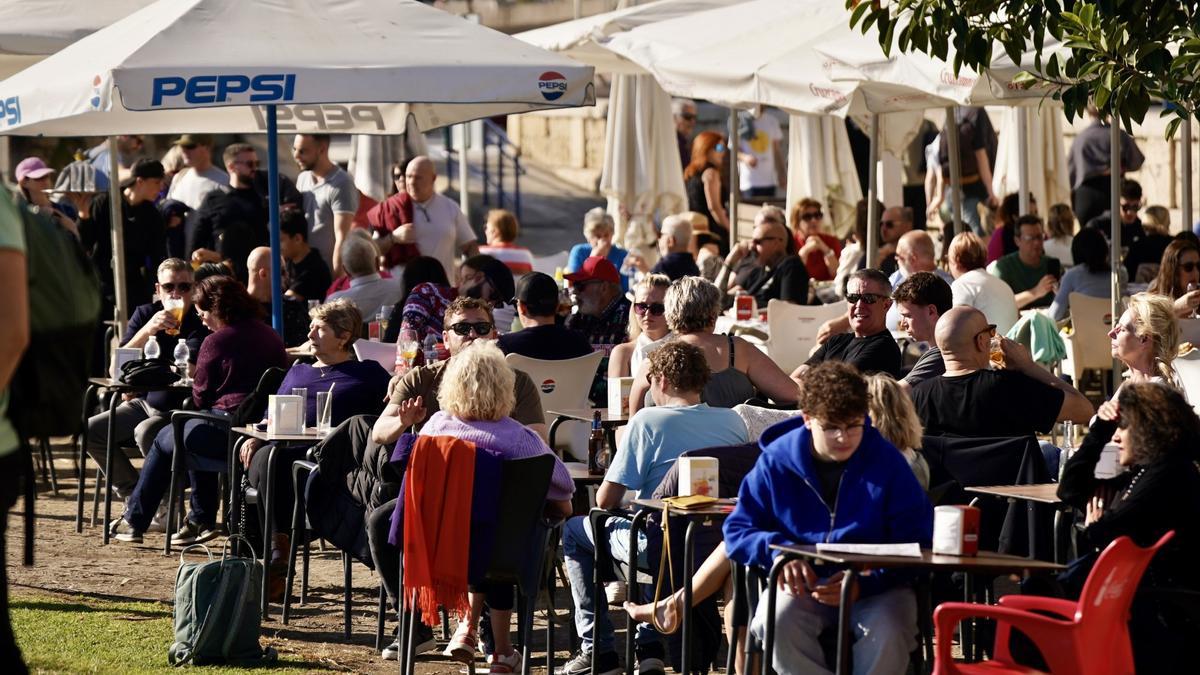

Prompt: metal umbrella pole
[
  {"left": 945, "top": 107, "right": 963, "bottom": 240},
  {"left": 865, "top": 113, "right": 880, "bottom": 268},
  {"left": 1109, "top": 122, "right": 1122, "bottom": 394},
  {"left": 106, "top": 136, "right": 127, "bottom": 335},
  {"left": 1183, "top": 118, "right": 1193, "bottom": 231},
  {"left": 1017, "top": 108, "right": 1030, "bottom": 215},
  {"left": 728, "top": 107, "right": 740, "bottom": 246},
  {"left": 266, "top": 106, "right": 284, "bottom": 335}
]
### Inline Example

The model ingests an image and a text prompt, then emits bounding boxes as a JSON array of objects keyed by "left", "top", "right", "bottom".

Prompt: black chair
[
  {"left": 396, "top": 453, "right": 560, "bottom": 675},
  {"left": 164, "top": 366, "right": 285, "bottom": 555}
]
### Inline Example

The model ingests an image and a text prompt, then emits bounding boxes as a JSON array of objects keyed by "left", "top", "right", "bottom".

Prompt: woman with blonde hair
[
  {"left": 866, "top": 374, "right": 930, "bottom": 489},
  {"left": 566, "top": 207, "right": 630, "bottom": 292},
  {"left": 1109, "top": 292, "right": 1183, "bottom": 393},
  {"left": 389, "top": 341, "right": 574, "bottom": 671},
  {"left": 608, "top": 274, "right": 673, "bottom": 378},
  {"left": 1043, "top": 203, "right": 1076, "bottom": 266}
]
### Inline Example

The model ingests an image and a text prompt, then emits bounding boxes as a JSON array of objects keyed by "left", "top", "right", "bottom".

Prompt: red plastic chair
[{"left": 932, "top": 531, "right": 1175, "bottom": 675}]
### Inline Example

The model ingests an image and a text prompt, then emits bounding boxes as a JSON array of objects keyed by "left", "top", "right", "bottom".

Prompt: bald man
[
  {"left": 910, "top": 306, "right": 1092, "bottom": 439},
  {"left": 884, "top": 230, "right": 954, "bottom": 332},
  {"left": 246, "top": 246, "right": 313, "bottom": 348},
  {"left": 375, "top": 156, "right": 478, "bottom": 275}
]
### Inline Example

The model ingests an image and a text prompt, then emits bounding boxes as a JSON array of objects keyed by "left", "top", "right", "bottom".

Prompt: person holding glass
[
  {"left": 239, "top": 298, "right": 391, "bottom": 599},
  {"left": 1148, "top": 238, "right": 1200, "bottom": 318}
]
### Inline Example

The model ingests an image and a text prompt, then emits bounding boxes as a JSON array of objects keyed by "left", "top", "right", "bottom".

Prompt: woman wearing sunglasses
[
  {"left": 790, "top": 197, "right": 841, "bottom": 281},
  {"left": 609, "top": 274, "right": 673, "bottom": 379},
  {"left": 1148, "top": 238, "right": 1200, "bottom": 317},
  {"left": 684, "top": 131, "right": 731, "bottom": 254}
]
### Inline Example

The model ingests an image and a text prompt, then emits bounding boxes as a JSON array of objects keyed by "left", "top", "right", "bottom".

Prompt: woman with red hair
[{"left": 684, "top": 131, "right": 731, "bottom": 253}]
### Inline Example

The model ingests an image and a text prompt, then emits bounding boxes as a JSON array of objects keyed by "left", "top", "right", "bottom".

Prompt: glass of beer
[
  {"left": 989, "top": 335, "right": 1005, "bottom": 369},
  {"left": 162, "top": 297, "right": 185, "bottom": 336}
]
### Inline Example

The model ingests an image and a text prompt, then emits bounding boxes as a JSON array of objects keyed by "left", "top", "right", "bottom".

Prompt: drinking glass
[
  {"left": 988, "top": 335, "right": 1005, "bottom": 369},
  {"left": 162, "top": 297, "right": 184, "bottom": 336},
  {"left": 316, "top": 391, "right": 333, "bottom": 434},
  {"left": 398, "top": 329, "right": 420, "bottom": 368},
  {"left": 292, "top": 388, "right": 308, "bottom": 427}
]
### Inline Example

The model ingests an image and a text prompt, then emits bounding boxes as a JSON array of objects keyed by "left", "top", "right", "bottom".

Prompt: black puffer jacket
[{"left": 306, "top": 415, "right": 400, "bottom": 567}]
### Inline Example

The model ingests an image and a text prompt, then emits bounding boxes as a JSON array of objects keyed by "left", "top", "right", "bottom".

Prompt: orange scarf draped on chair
[{"left": 402, "top": 435, "right": 476, "bottom": 626}]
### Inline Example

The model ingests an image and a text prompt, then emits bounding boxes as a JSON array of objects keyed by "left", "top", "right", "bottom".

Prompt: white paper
[
  {"left": 111, "top": 347, "right": 143, "bottom": 379},
  {"left": 814, "top": 542, "right": 922, "bottom": 557},
  {"left": 1094, "top": 443, "right": 1128, "bottom": 479}
]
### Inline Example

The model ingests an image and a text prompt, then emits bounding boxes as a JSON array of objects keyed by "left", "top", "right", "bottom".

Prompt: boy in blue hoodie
[{"left": 724, "top": 362, "right": 933, "bottom": 674}]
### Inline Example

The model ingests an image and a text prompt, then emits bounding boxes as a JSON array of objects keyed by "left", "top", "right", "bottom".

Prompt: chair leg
[
  {"left": 90, "top": 468, "right": 104, "bottom": 527},
  {"left": 164, "top": 448, "right": 181, "bottom": 556},
  {"left": 520, "top": 592, "right": 533, "bottom": 675},
  {"left": 546, "top": 558, "right": 556, "bottom": 675},
  {"left": 301, "top": 535, "right": 311, "bottom": 604},
  {"left": 343, "top": 551, "right": 353, "bottom": 639},
  {"left": 282, "top": 500, "right": 305, "bottom": 625},
  {"left": 441, "top": 606, "right": 450, "bottom": 640},
  {"left": 375, "top": 583, "right": 387, "bottom": 652},
  {"left": 40, "top": 438, "right": 59, "bottom": 495}
]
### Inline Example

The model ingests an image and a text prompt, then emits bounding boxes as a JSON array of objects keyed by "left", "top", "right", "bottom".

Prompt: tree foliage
[{"left": 849, "top": 0, "right": 1200, "bottom": 138}]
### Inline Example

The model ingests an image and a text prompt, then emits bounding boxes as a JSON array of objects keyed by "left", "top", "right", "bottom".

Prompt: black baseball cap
[
  {"left": 120, "top": 158, "right": 165, "bottom": 187},
  {"left": 515, "top": 272, "right": 559, "bottom": 316},
  {"left": 463, "top": 254, "right": 516, "bottom": 307}
]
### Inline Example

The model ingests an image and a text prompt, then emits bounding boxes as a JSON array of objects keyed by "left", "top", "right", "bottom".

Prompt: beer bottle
[{"left": 587, "top": 411, "right": 604, "bottom": 476}]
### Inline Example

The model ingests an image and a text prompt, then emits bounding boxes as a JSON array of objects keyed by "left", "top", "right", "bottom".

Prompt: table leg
[
  {"left": 681, "top": 520, "right": 696, "bottom": 675},
  {"left": 763, "top": 555, "right": 788, "bottom": 675},
  {"left": 548, "top": 415, "right": 566, "bottom": 450},
  {"left": 834, "top": 571, "right": 858, "bottom": 675},
  {"left": 76, "top": 384, "right": 98, "bottom": 533},
  {"left": 626, "top": 510, "right": 649, "bottom": 675},
  {"left": 101, "top": 391, "right": 119, "bottom": 545},
  {"left": 262, "top": 444, "right": 278, "bottom": 618}
]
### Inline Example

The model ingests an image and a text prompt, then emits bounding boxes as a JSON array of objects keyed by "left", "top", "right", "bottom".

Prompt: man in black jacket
[
  {"left": 720, "top": 205, "right": 809, "bottom": 307},
  {"left": 187, "top": 143, "right": 268, "bottom": 283}
]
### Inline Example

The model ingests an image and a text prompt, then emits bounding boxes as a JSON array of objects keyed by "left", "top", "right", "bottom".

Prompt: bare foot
[{"left": 623, "top": 596, "right": 680, "bottom": 634}]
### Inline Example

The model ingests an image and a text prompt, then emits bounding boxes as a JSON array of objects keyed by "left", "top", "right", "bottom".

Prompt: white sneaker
[{"left": 146, "top": 502, "right": 170, "bottom": 533}]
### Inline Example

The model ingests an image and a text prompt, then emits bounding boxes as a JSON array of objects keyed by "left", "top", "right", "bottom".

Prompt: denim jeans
[
  {"left": 942, "top": 182, "right": 990, "bottom": 238},
  {"left": 123, "top": 409, "right": 230, "bottom": 531},
  {"left": 751, "top": 585, "right": 917, "bottom": 675},
  {"left": 562, "top": 514, "right": 658, "bottom": 655},
  {"left": 85, "top": 398, "right": 166, "bottom": 493}
]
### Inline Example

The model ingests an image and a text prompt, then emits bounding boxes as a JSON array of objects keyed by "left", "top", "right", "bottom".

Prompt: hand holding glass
[{"left": 162, "top": 297, "right": 185, "bottom": 336}]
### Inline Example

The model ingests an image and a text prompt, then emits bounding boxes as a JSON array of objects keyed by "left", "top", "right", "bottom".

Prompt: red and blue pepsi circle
[{"left": 538, "top": 72, "right": 568, "bottom": 101}]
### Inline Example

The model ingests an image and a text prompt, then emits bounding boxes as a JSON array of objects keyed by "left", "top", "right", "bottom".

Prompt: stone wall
[{"left": 506, "top": 99, "right": 610, "bottom": 192}]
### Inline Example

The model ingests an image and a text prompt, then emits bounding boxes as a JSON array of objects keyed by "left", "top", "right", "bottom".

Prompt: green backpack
[
  {"left": 169, "top": 536, "right": 276, "bottom": 666},
  {"left": 8, "top": 189, "right": 101, "bottom": 439}
]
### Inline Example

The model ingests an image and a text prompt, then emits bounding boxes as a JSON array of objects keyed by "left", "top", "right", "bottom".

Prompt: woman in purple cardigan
[{"left": 110, "top": 276, "right": 287, "bottom": 545}]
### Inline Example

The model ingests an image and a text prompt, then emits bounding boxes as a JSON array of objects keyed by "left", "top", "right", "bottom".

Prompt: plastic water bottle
[
  {"left": 144, "top": 335, "right": 160, "bottom": 360},
  {"left": 423, "top": 334, "right": 439, "bottom": 364},
  {"left": 173, "top": 341, "right": 190, "bottom": 383}
]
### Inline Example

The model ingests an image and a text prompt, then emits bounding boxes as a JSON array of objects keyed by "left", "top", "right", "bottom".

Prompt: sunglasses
[
  {"left": 715, "top": 143, "right": 727, "bottom": 153},
  {"left": 975, "top": 324, "right": 997, "bottom": 339},
  {"left": 235, "top": 159, "right": 260, "bottom": 169},
  {"left": 160, "top": 282, "right": 193, "bottom": 293},
  {"left": 448, "top": 321, "right": 493, "bottom": 337},
  {"left": 633, "top": 302, "right": 666, "bottom": 316},
  {"left": 846, "top": 292, "right": 886, "bottom": 305},
  {"left": 679, "top": 113, "right": 697, "bottom": 121},
  {"left": 1120, "top": 203, "right": 1140, "bottom": 213},
  {"left": 180, "top": 143, "right": 198, "bottom": 150},
  {"left": 1182, "top": 261, "right": 1200, "bottom": 273},
  {"left": 752, "top": 236, "right": 782, "bottom": 246},
  {"left": 800, "top": 211, "right": 823, "bottom": 221}
]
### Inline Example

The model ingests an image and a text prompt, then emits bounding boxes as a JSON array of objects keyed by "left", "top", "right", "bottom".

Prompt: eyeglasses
[
  {"left": 881, "top": 219, "right": 898, "bottom": 228},
  {"left": 1120, "top": 203, "right": 1141, "bottom": 213},
  {"left": 180, "top": 143, "right": 198, "bottom": 151},
  {"left": 846, "top": 292, "right": 886, "bottom": 305},
  {"left": 1181, "top": 261, "right": 1199, "bottom": 273},
  {"left": 752, "top": 236, "right": 782, "bottom": 246},
  {"left": 812, "top": 419, "right": 865, "bottom": 441},
  {"left": 975, "top": 324, "right": 997, "bottom": 340},
  {"left": 448, "top": 321, "right": 493, "bottom": 337},
  {"left": 234, "top": 159, "right": 260, "bottom": 169},
  {"left": 633, "top": 302, "right": 666, "bottom": 316},
  {"left": 715, "top": 143, "right": 727, "bottom": 153},
  {"left": 160, "top": 282, "right": 193, "bottom": 293},
  {"left": 679, "top": 113, "right": 697, "bottom": 121},
  {"left": 1018, "top": 233, "right": 1046, "bottom": 242},
  {"left": 800, "top": 211, "right": 823, "bottom": 221}
]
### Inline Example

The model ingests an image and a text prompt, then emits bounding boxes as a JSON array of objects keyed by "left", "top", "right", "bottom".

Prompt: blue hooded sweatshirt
[{"left": 723, "top": 415, "right": 933, "bottom": 598}]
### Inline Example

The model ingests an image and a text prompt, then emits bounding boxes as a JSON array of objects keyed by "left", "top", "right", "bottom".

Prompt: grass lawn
[{"left": 11, "top": 593, "right": 331, "bottom": 673}]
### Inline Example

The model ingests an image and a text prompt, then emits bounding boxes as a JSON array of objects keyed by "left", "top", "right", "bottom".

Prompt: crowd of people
[{"left": 2, "top": 110, "right": 1199, "bottom": 675}]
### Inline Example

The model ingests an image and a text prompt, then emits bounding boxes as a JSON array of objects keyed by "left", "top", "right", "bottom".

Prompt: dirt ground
[{"left": 7, "top": 440, "right": 610, "bottom": 674}]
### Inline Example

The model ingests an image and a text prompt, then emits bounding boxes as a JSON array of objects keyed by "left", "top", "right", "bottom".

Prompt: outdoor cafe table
[
  {"left": 765, "top": 543, "right": 1065, "bottom": 675},
  {"left": 629, "top": 497, "right": 738, "bottom": 675},
  {"left": 231, "top": 424, "right": 325, "bottom": 617},
  {"left": 966, "top": 483, "right": 1073, "bottom": 563},
  {"left": 79, "top": 377, "right": 191, "bottom": 544},
  {"left": 546, "top": 408, "right": 629, "bottom": 452}
]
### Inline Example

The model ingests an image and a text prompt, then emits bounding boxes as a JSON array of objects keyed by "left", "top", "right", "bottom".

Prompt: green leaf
[
  {"left": 1094, "top": 85, "right": 1111, "bottom": 110},
  {"left": 1166, "top": 116, "right": 1183, "bottom": 141},
  {"left": 849, "top": 1, "right": 871, "bottom": 29}
]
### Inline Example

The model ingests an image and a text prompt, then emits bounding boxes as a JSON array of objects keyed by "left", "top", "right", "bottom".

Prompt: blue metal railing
[{"left": 480, "top": 118, "right": 524, "bottom": 219}]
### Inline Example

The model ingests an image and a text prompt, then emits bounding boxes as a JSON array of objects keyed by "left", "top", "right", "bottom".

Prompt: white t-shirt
[
  {"left": 297, "top": 166, "right": 359, "bottom": 270},
  {"left": 738, "top": 113, "right": 783, "bottom": 191},
  {"left": 951, "top": 268, "right": 1020, "bottom": 335},
  {"left": 410, "top": 192, "right": 476, "bottom": 275},
  {"left": 167, "top": 166, "right": 229, "bottom": 210}
]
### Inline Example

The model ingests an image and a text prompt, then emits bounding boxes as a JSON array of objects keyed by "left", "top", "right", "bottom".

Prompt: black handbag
[{"left": 118, "top": 358, "right": 179, "bottom": 386}]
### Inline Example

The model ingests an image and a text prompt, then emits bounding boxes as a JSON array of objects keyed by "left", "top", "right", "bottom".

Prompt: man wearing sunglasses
[
  {"left": 795, "top": 269, "right": 901, "bottom": 381},
  {"left": 910, "top": 306, "right": 1093, "bottom": 440},
  {"left": 719, "top": 206, "right": 808, "bottom": 307},
  {"left": 83, "top": 258, "right": 210, "bottom": 510},
  {"left": 166, "top": 134, "right": 229, "bottom": 211},
  {"left": 673, "top": 98, "right": 697, "bottom": 169},
  {"left": 1083, "top": 178, "right": 1148, "bottom": 250},
  {"left": 187, "top": 143, "right": 269, "bottom": 283},
  {"left": 375, "top": 296, "right": 546, "bottom": 439},
  {"left": 993, "top": 215, "right": 1062, "bottom": 309}
]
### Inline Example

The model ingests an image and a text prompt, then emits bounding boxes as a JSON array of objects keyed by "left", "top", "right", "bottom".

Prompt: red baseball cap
[{"left": 565, "top": 256, "right": 620, "bottom": 285}]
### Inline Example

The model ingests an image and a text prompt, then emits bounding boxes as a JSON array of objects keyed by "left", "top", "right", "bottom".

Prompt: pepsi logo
[
  {"left": 538, "top": 71, "right": 568, "bottom": 101},
  {"left": 540, "top": 379, "right": 557, "bottom": 394}
]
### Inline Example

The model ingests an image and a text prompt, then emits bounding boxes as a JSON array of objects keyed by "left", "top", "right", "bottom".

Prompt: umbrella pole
[
  {"left": 1110, "top": 122, "right": 1122, "bottom": 393},
  {"left": 865, "top": 113, "right": 880, "bottom": 268},
  {"left": 1183, "top": 117, "right": 1193, "bottom": 231},
  {"left": 1017, "top": 108, "right": 1030, "bottom": 215},
  {"left": 107, "top": 137, "right": 127, "bottom": 335},
  {"left": 267, "top": 105, "right": 284, "bottom": 336},
  {"left": 459, "top": 123, "right": 470, "bottom": 221},
  {"left": 728, "top": 108, "right": 739, "bottom": 246},
  {"left": 945, "top": 107, "right": 964, "bottom": 241}
]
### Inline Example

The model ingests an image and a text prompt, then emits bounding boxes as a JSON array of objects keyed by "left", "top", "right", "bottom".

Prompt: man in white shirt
[
  {"left": 947, "top": 231, "right": 1019, "bottom": 335},
  {"left": 166, "top": 134, "right": 229, "bottom": 210},
  {"left": 377, "top": 156, "right": 478, "bottom": 275},
  {"left": 737, "top": 107, "right": 784, "bottom": 198},
  {"left": 293, "top": 133, "right": 359, "bottom": 276}
]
